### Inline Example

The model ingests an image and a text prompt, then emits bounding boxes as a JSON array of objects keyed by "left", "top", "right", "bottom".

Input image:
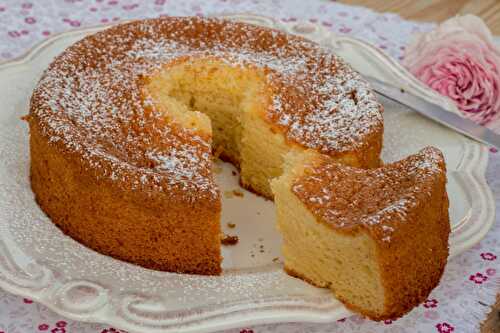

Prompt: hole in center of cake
[
  {"left": 145, "top": 57, "right": 291, "bottom": 199},
  {"left": 143, "top": 57, "right": 292, "bottom": 269}
]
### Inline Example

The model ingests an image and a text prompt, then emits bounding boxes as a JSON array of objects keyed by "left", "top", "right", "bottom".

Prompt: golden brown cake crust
[
  {"left": 28, "top": 17, "right": 383, "bottom": 274},
  {"left": 290, "top": 147, "right": 450, "bottom": 320},
  {"left": 30, "top": 121, "right": 222, "bottom": 274},
  {"left": 292, "top": 147, "right": 447, "bottom": 237}
]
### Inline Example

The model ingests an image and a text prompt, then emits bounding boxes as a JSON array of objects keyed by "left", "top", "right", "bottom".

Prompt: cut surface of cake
[
  {"left": 271, "top": 147, "right": 450, "bottom": 320},
  {"left": 27, "top": 17, "right": 383, "bottom": 275}
]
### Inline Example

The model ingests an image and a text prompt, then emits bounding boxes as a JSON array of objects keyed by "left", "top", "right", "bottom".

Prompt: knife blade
[{"left": 366, "top": 76, "right": 500, "bottom": 149}]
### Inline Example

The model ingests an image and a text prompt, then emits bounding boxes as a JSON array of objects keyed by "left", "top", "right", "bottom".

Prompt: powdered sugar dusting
[
  {"left": 30, "top": 16, "right": 382, "bottom": 198},
  {"left": 292, "top": 147, "right": 446, "bottom": 242}
]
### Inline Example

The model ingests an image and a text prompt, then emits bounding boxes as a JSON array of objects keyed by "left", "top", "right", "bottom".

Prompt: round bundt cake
[{"left": 27, "top": 16, "right": 383, "bottom": 275}]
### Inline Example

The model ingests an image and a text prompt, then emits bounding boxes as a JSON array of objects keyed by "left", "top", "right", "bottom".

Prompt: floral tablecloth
[{"left": 0, "top": 1, "right": 498, "bottom": 333}]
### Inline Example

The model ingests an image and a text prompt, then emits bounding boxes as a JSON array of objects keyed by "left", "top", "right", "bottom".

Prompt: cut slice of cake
[{"left": 271, "top": 147, "right": 450, "bottom": 320}]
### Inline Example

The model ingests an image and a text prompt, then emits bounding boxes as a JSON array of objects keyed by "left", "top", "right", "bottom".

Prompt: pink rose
[{"left": 403, "top": 15, "right": 500, "bottom": 128}]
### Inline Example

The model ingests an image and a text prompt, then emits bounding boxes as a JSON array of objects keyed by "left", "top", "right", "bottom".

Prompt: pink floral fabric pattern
[
  {"left": 0, "top": 1, "right": 498, "bottom": 333},
  {"left": 0, "top": 0, "right": 432, "bottom": 63}
]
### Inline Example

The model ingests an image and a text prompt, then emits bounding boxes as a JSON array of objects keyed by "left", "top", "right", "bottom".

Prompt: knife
[{"left": 366, "top": 76, "right": 500, "bottom": 149}]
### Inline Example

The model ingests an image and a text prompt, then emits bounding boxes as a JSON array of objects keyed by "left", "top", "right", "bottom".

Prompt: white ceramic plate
[{"left": 0, "top": 14, "right": 495, "bottom": 333}]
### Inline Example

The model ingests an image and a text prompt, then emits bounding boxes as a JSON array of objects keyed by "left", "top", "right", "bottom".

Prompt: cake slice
[{"left": 271, "top": 147, "right": 450, "bottom": 320}]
